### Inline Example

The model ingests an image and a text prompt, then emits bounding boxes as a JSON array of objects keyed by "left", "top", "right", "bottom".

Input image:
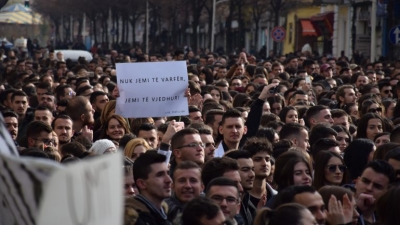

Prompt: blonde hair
[
  {"left": 100, "top": 100, "right": 116, "bottom": 126},
  {"left": 124, "top": 138, "right": 151, "bottom": 159},
  {"left": 44, "top": 146, "right": 61, "bottom": 162}
]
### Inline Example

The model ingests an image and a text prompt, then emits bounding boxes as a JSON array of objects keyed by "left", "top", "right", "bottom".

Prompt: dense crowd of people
[{"left": 1, "top": 45, "right": 400, "bottom": 225}]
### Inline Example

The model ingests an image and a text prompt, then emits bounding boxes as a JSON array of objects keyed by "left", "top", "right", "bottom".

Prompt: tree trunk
[
  {"left": 130, "top": 20, "right": 136, "bottom": 45},
  {"left": 238, "top": 4, "right": 244, "bottom": 49},
  {"left": 254, "top": 19, "right": 259, "bottom": 50},
  {"left": 226, "top": 0, "right": 234, "bottom": 53},
  {"left": 207, "top": 7, "right": 213, "bottom": 50},
  {"left": 93, "top": 17, "right": 98, "bottom": 44}
]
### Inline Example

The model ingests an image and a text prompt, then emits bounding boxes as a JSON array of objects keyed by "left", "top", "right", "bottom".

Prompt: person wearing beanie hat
[{"left": 89, "top": 139, "right": 117, "bottom": 154}]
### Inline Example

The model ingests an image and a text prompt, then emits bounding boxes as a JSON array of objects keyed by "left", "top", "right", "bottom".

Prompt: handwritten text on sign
[{"left": 116, "top": 61, "right": 189, "bottom": 118}]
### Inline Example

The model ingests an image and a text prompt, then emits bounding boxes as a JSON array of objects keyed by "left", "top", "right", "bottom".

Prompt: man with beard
[
  {"left": 38, "top": 92, "right": 56, "bottom": 112},
  {"left": 26, "top": 121, "right": 54, "bottom": 149},
  {"left": 225, "top": 150, "right": 255, "bottom": 225},
  {"left": 65, "top": 96, "right": 94, "bottom": 142},
  {"left": 12, "top": 90, "right": 34, "bottom": 145},
  {"left": 90, "top": 91, "right": 109, "bottom": 121},
  {"left": 51, "top": 114, "right": 74, "bottom": 151},
  {"left": 2, "top": 111, "right": 19, "bottom": 146}
]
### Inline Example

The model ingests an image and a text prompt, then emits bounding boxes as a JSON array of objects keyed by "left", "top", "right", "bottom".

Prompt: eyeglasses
[
  {"left": 383, "top": 90, "right": 393, "bottom": 94},
  {"left": 205, "top": 143, "right": 216, "bottom": 148},
  {"left": 232, "top": 83, "right": 241, "bottom": 86},
  {"left": 33, "top": 138, "right": 56, "bottom": 146},
  {"left": 210, "top": 195, "right": 240, "bottom": 205},
  {"left": 327, "top": 164, "right": 347, "bottom": 173},
  {"left": 67, "top": 91, "right": 76, "bottom": 96},
  {"left": 177, "top": 142, "right": 205, "bottom": 149},
  {"left": 309, "top": 67, "right": 316, "bottom": 70},
  {"left": 368, "top": 107, "right": 382, "bottom": 113}
]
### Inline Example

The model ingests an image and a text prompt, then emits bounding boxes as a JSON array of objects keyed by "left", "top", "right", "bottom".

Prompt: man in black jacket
[{"left": 125, "top": 152, "right": 172, "bottom": 225}]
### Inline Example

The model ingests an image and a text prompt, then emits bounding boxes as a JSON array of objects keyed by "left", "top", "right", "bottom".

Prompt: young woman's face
[
  {"left": 245, "top": 86, "right": 255, "bottom": 95},
  {"left": 308, "top": 91, "right": 315, "bottom": 103},
  {"left": 106, "top": 118, "right": 125, "bottom": 140},
  {"left": 285, "top": 109, "right": 299, "bottom": 123},
  {"left": 324, "top": 156, "right": 345, "bottom": 185},
  {"left": 368, "top": 103, "right": 382, "bottom": 116},
  {"left": 366, "top": 118, "right": 383, "bottom": 140},
  {"left": 271, "top": 102, "right": 282, "bottom": 115},
  {"left": 336, "top": 132, "right": 350, "bottom": 152},
  {"left": 293, "top": 162, "right": 312, "bottom": 186},
  {"left": 199, "top": 73, "right": 206, "bottom": 80},
  {"left": 385, "top": 102, "right": 396, "bottom": 118},
  {"left": 131, "top": 145, "right": 147, "bottom": 161},
  {"left": 375, "top": 134, "right": 390, "bottom": 147},
  {"left": 112, "top": 86, "right": 120, "bottom": 98},
  {"left": 350, "top": 105, "right": 359, "bottom": 119},
  {"left": 242, "top": 78, "right": 250, "bottom": 86},
  {"left": 210, "top": 89, "right": 221, "bottom": 101}
]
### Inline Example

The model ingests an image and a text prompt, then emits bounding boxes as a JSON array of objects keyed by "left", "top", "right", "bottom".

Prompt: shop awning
[
  {"left": 300, "top": 20, "right": 317, "bottom": 36},
  {"left": 0, "top": 11, "right": 41, "bottom": 24},
  {"left": 310, "top": 11, "right": 334, "bottom": 35}
]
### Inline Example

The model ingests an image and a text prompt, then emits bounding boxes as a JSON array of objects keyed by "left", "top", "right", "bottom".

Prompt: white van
[{"left": 54, "top": 50, "right": 93, "bottom": 62}]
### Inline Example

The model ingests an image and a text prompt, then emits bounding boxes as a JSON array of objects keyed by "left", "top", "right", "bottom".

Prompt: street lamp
[{"left": 211, "top": 0, "right": 229, "bottom": 52}]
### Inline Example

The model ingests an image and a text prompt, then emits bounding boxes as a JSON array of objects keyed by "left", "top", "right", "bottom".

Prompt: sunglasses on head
[
  {"left": 327, "top": 164, "right": 347, "bottom": 173},
  {"left": 368, "top": 107, "right": 382, "bottom": 113}
]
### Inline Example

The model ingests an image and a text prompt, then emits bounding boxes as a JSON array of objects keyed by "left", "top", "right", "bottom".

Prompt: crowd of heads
[{"left": 1, "top": 46, "right": 400, "bottom": 225}]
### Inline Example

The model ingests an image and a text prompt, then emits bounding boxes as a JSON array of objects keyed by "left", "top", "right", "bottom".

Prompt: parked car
[{"left": 54, "top": 50, "right": 93, "bottom": 62}]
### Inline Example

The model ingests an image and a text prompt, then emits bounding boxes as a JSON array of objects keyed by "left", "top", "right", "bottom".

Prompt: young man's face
[
  {"left": 294, "top": 191, "right": 326, "bottom": 225},
  {"left": 28, "top": 131, "right": 53, "bottom": 149},
  {"left": 93, "top": 94, "right": 109, "bottom": 113},
  {"left": 138, "top": 162, "right": 172, "bottom": 200},
  {"left": 252, "top": 152, "right": 271, "bottom": 179},
  {"left": 138, "top": 129, "right": 158, "bottom": 149},
  {"left": 237, "top": 158, "right": 255, "bottom": 191},
  {"left": 355, "top": 167, "right": 390, "bottom": 202},
  {"left": 53, "top": 118, "right": 74, "bottom": 144},
  {"left": 173, "top": 134, "right": 205, "bottom": 165},
  {"left": 207, "top": 185, "right": 240, "bottom": 222},
  {"left": 341, "top": 88, "right": 357, "bottom": 105},
  {"left": 34, "top": 110, "right": 53, "bottom": 126},
  {"left": 172, "top": 168, "right": 204, "bottom": 203},
  {"left": 219, "top": 117, "right": 247, "bottom": 144},
  {"left": 201, "top": 134, "right": 216, "bottom": 162},
  {"left": 12, "top": 96, "right": 28, "bottom": 116},
  {"left": 4, "top": 116, "right": 18, "bottom": 140}
]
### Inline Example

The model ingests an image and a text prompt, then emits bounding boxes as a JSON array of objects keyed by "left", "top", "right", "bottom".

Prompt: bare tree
[{"left": 246, "top": 0, "right": 269, "bottom": 49}]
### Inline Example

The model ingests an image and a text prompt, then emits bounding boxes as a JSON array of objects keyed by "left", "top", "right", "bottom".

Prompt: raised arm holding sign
[{"left": 116, "top": 61, "right": 189, "bottom": 118}]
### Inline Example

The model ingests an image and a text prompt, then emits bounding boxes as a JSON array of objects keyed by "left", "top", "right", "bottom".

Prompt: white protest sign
[
  {"left": 0, "top": 153, "right": 62, "bottom": 225},
  {"left": 116, "top": 61, "right": 189, "bottom": 118},
  {"left": 37, "top": 152, "right": 124, "bottom": 225}
]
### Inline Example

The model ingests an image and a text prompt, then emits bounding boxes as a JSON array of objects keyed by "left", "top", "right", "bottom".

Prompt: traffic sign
[
  {"left": 389, "top": 25, "right": 400, "bottom": 45},
  {"left": 271, "top": 26, "right": 286, "bottom": 42}
]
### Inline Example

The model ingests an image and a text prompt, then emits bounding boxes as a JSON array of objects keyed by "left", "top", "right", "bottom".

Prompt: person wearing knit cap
[{"left": 89, "top": 139, "right": 117, "bottom": 154}]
